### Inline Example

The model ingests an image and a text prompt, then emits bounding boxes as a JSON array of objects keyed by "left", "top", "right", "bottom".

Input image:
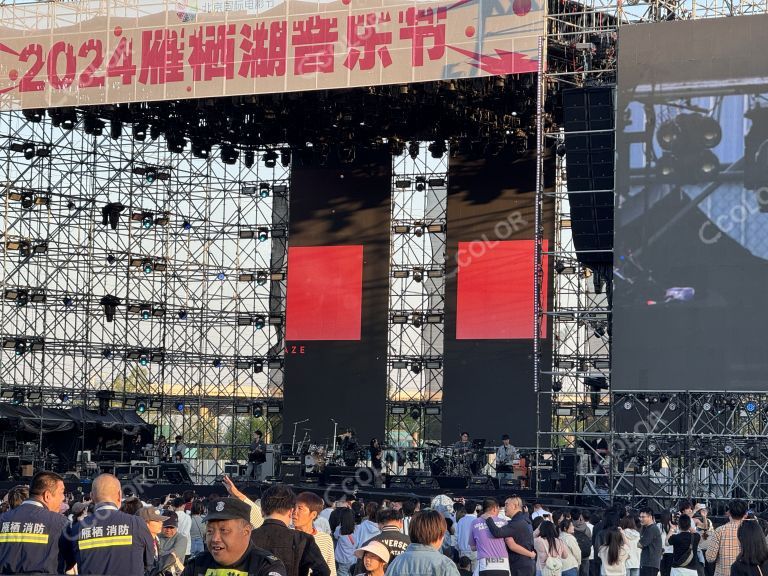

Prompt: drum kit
[{"left": 426, "top": 443, "right": 485, "bottom": 477}]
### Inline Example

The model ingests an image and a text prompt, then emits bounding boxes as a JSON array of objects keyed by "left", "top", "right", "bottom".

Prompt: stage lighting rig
[
  {"left": 263, "top": 149, "right": 278, "bottom": 168},
  {"left": 220, "top": 144, "right": 239, "bottom": 165},
  {"left": 428, "top": 140, "right": 446, "bottom": 158},
  {"left": 280, "top": 147, "right": 291, "bottom": 167},
  {"left": 408, "top": 141, "right": 420, "bottom": 159},
  {"left": 192, "top": 140, "right": 211, "bottom": 159},
  {"left": 132, "top": 122, "right": 147, "bottom": 141},
  {"left": 100, "top": 294, "right": 121, "bottom": 322}
]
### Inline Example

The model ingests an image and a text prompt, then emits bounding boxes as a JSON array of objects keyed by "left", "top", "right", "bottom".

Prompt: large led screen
[{"left": 613, "top": 15, "right": 768, "bottom": 391}]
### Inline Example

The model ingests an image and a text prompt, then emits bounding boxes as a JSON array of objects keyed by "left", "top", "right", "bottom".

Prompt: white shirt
[
  {"left": 456, "top": 514, "right": 477, "bottom": 552},
  {"left": 587, "top": 522, "right": 595, "bottom": 559},
  {"left": 531, "top": 508, "right": 551, "bottom": 520},
  {"left": 314, "top": 516, "right": 332, "bottom": 535},
  {"left": 318, "top": 507, "right": 333, "bottom": 523},
  {"left": 175, "top": 508, "right": 192, "bottom": 556}
]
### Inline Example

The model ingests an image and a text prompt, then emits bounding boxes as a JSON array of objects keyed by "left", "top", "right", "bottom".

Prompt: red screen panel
[
  {"left": 456, "top": 239, "right": 548, "bottom": 340},
  {"left": 286, "top": 245, "right": 363, "bottom": 341}
]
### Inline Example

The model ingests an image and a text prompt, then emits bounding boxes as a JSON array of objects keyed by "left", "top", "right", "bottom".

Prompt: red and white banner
[{"left": 0, "top": 0, "right": 543, "bottom": 110}]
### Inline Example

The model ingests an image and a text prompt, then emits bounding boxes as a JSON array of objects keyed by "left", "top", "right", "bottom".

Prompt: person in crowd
[
  {"left": 668, "top": 514, "right": 701, "bottom": 576},
  {"left": 159, "top": 511, "right": 189, "bottom": 571},
  {"left": 456, "top": 499, "right": 478, "bottom": 567},
  {"left": 181, "top": 497, "right": 286, "bottom": 576},
  {"left": 532, "top": 503, "right": 553, "bottom": 521},
  {"left": 5, "top": 484, "right": 30, "bottom": 510},
  {"left": 221, "top": 475, "right": 265, "bottom": 528},
  {"left": 402, "top": 498, "right": 420, "bottom": 537},
  {"left": 620, "top": 516, "right": 641, "bottom": 576},
  {"left": 335, "top": 507, "right": 358, "bottom": 576},
  {"left": 458, "top": 555, "right": 473, "bottom": 576},
  {"left": 598, "top": 527, "right": 629, "bottom": 576},
  {"left": 595, "top": 506, "right": 627, "bottom": 576},
  {"left": 560, "top": 519, "right": 583, "bottom": 576},
  {"left": 68, "top": 473, "right": 155, "bottom": 576},
  {"left": 572, "top": 509, "right": 593, "bottom": 576},
  {"left": 120, "top": 496, "right": 142, "bottom": 515},
  {"left": 331, "top": 499, "right": 354, "bottom": 536},
  {"left": 351, "top": 507, "right": 410, "bottom": 574},
  {"left": 0, "top": 471, "right": 69, "bottom": 575},
  {"left": 660, "top": 512, "right": 676, "bottom": 576},
  {"left": 71, "top": 501, "right": 89, "bottom": 524},
  {"left": 170, "top": 496, "right": 192, "bottom": 558},
  {"left": 731, "top": 518, "right": 768, "bottom": 576},
  {"left": 248, "top": 430, "right": 267, "bottom": 481},
  {"left": 157, "top": 435, "right": 170, "bottom": 462},
  {"left": 639, "top": 508, "right": 663, "bottom": 576},
  {"left": 352, "top": 541, "right": 389, "bottom": 576},
  {"left": 136, "top": 506, "right": 164, "bottom": 556},
  {"left": 693, "top": 505, "right": 714, "bottom": 576},
  {"left": 292, "top": 491, "right": 336, "bottom": 576},
  {"left": 707, "top": 499, "right": 748, "bottom": 576},
  {"left": 535, "top": 521, "right": 569, "bottom": 576},
  {"left": 189, "top": 500, "right": 206, "bottom": 555},
  {"left": 387, "top": 510, "right": 461, "bottom": 575},
  {"left": 485, "top": 495, "right": 537, "bottom": 576},
  {"left": 471, "top": 497, "right": 513, "bottom": 575},
  {"left": 250, "top": 484, "right": 330, "bottom": 576},
  {"left": 355, "top": 502, "right": 381, "bottom": 546}
]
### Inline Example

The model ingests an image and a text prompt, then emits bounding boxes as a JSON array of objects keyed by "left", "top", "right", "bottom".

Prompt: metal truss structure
[
  {"left": 385, "top": 142, "right": 448, "bottom": 448},
  {"left": 536, "top": 0, "right": 768, "bottom": 503},
  {"left": 0, "top": 110, "right": 288, "bottom": 482}
]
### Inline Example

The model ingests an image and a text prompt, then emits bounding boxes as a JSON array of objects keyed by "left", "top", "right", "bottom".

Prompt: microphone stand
[
  {"left": 291, "top": 419, "right": 308, "bottom": 455},
  {"left": 331, "top": 419, "right": 338, "bottom": 454}
]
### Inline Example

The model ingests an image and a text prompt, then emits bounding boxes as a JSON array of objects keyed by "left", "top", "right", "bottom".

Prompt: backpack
[
  {"left": 574, "top": 529, "right": 592, "bottom": 560},
  {"left": 544, "top": 554, "right": 563, "bottom": 576}
]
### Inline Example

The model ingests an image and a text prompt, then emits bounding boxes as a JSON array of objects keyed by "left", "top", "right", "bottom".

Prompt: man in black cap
[
  {"left": 182, "top": 497, "right": 286, "bottom": 576},
  {"left": 251, "top": 485, "right": 330, "bottom": 576},
  {"left": 0, "top": 471, "right": 71, "bottom": 575},
  {"left": 159, "top": 511, "right": 188, "bottom": 566}
]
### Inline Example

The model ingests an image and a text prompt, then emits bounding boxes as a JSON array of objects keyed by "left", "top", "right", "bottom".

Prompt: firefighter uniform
[
  {"left": 0, "top": 499, "right": 70, "bottom": 574},
  {"left": 68, "top": 501, "right": 156, "bottom": 576}
]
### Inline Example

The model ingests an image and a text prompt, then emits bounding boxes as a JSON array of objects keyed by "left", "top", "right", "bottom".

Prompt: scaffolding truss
[
  {"left": 0, "top": 110, "right": 288, "bottom": 482},
  {"left": 385, "top": 142, "right": 448, "bottom": 448}
]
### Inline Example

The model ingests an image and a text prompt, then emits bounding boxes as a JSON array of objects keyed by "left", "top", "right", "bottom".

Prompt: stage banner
[{"left": 0, "top": 0, "right": 543, "bottom": 110}]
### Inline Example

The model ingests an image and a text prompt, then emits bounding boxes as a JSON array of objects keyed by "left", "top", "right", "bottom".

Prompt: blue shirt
[
  {"left": 68, "top": 502, "right": 155, "bottom": 576},
  {"left": 386, "top": 543, "right": 461, "bottom": 576},
  {"left": 0, "top": 500, "right": 70, "bottom": 574}
]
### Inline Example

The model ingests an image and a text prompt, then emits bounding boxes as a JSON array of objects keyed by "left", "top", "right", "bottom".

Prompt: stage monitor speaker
[
  {"left": 160, "top": 463, "right": 192, "bottom": 484},
  {"left": 281, "top": 462, "right": 303, "bottom": 483},
  {"left": 468, "top": 475, "right": 494, "bottom": 490},
  {"left": 388, "top": 476, "right": 415, "bottom": 489},
  {"left": 498, "top": 478, "right": 522, "bottom": 490},
  {"left": 114, "top": 465, "right": 132, "bottom": 481},
  {"left": 407, "top": 468, "right": 431, "bottom": 478},
  {"left": 436, "top": 476, "right": 468, "bottom": 490},
  {"left": 224, "top": 464, "right": 240, "bottom": 476},
  {"left": 144, "top": 465, "right": 159, "bottom": 480},
  {"left": 413, "top": 476, "right": 440, "bottom": 489}
]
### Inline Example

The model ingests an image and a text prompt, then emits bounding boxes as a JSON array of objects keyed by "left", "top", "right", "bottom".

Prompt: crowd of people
[{"left": 0, "top": 471, "right": 767, "bottom": 576}]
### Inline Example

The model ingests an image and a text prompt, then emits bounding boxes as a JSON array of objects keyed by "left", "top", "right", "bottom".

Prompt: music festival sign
[{"left": 0, "top": 0, "right": 543, "bottom": 110}]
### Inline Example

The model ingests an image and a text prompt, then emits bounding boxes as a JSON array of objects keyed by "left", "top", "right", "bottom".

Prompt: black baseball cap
[
  {"left": 162, "top": 510, "right": 179, "bottom": 528},
  {"left": 205, "top": 498, "right": 252, "bottom": 523}
]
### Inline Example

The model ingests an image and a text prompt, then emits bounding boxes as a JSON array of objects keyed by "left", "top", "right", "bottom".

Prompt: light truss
[
  {"left": 0, "top": 110, "right": 288, "bottom": 482},
  {"left": 386, "top": 142, "right": 448, "bottom": 447}
]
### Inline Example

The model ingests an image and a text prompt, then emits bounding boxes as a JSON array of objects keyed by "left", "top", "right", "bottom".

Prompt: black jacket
[
  {"left": 251, "top": 519, "right": 330, "bottom": 576},
  {"left": 182, "top": 544, "right": 286, "bottom": 576},
  {"left": 731, "top": 559, "right": 768, "bottom": 576},
  {"left": 485, "top": 512, "right": 535, "bottom": 569}
]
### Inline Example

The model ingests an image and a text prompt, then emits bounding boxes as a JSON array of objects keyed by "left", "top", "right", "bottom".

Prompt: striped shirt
[
  {"left": 241, "top": 498, "right": 265, "bottom": 529},
  {"left": 311, "top": 530, "right": 336, "bottom": 576},
  {"left": 705, "top": 519, "right": 742, "bottom": 576}
]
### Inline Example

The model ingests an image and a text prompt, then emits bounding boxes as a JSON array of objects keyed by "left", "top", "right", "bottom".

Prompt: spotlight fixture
[
  {"left": 141, "top": 214, "right": 153, "bottom": 229},
  {"left": 139, "top": 354, "right": 149, "bottom": 366},
  {"left": 244, "top": 149, "right": 255, "bottom": 169},
  {"left": 263, "top": 149, "right": 278, "bottom": 168},
  {"left": 102, "top": 348, "right": 112, "bottom": 359},
  {"left": 178, "top": 310, "right": 188, "bottom": 320},
  {"left": 220, "top": 144, "right": 239, "bottom": 165},
  {"left": 410, "top": 361, "right": 421, "bottom": 374},
  {"left": 552, "top": 380, "right": 563, "bottom": 393},
  {"left": 408, "top": 141, "right": 419, "bottom": 159},
  {"left": 724, "top": 442, "right": 735, "bottom": 455},
  {"left": 142, "top": 260, "right": 153, "bottom": 274},
  {"left": 280, "top": 147, "right": 291, "bottom": 167},
  {"left": 175, "top": 401, "right": 185, "bottom": 412},
  {"left": 136, "top": 399, "right": 147, "bottom": 414},
  {"left": 132, "top": 123, "right": 147, "bottom": 141},
  {"left": 428, "top": 140, "right": 446, "bottom": 159},
  {"left": 110, "top": 118, "right": 122, "bottom": 140},
  {"left": 212, "top": 358, "right": 222, "bottom": 368},
  {"left": 409, "top": 404, "right": 421, "bottom": 420},
  {"left": 257, "top": 227, "right": 269, "bottom": 242},
  {"left": 182, "top": 221, "right": 192, "bottom": 231},
  {"left": 100, "top": 294, "right": 120, "bottom": 322},
  {"left": 702, "top": 401, "right": 713, "bottom": 412},
  {"left": 259, "top": 183, "right": 270, "bottom": 198},
  {"left": 252, "top": 404, "right": 263, "bottom": 417},
  {"left": 623, "top": 396, "right": 634, "bottom": 410},
  {"left": 192, "top": 141, "right": 211, "bottom": 159},
  {"left": 746, "top": 400, "right": 758, "bottom": 413}
]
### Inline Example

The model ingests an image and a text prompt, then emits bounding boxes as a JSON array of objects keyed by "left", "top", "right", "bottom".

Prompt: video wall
[{"left": 613, "top": 15, "right": 768, "bottom": 391}]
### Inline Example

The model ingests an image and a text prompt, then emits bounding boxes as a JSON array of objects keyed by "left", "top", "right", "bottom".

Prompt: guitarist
[{"left": 248, "top": 431, "right": 267, "bottom": 481}]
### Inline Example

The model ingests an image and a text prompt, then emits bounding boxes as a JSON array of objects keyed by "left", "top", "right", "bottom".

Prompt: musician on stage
[
  {"left": 496, "top": 434, "right": 518, "bottom": 484},
  {"left": 340, "top": 428, "right": 358, "bottom": 467},
  {"left": 370, "top": 438, "right": 383, "bottom": 488},
  {"left": 156, "top": 435, "right": 170, "bottom": 462},
  {"left": 248, "top": 431, "right": 267, "bottom": 481},
  {"left": 453, "top": 432, "right": 472, "bottom": 453}
]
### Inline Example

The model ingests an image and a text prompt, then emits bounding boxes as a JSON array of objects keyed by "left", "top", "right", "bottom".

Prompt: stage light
[
  {"left": 390, "top": 405, "right": 406, "bottom": 415},
  {"left": 623, "top": 397, "right": 634, "bottom": 410},
  {"left": 253, "top": 359, "right": 264, "bottom": 373},
  {"left": 410, "top": 404, "right": 421, "bottom": 420},
  {"left": 136, "top": 400, "right": 147, "bottom": 414},
  {"left": 21, "top": 192, "right": 33, "bottom": 209},
  {"left": 22, "top": 109, "right": 43, "bottom": 123},
  {"left": 724, "top": 443, "right": 735, "bottom": 455},
  {"left": 83, "top": 114, "right": 104, "bottom": 136},
  {"left": 657, "top": 120, "right": 681, "bottom": 151},
  {"left": 266, "top": 404, "right": 281, "bottom": 414},
  {"left": 263, "top": 149, "right": 278, "bottom": 168},
  {"left": 648, "top": 442, "right": 658, "bottom": 454},
  {"left": 412, "top": 314, "right": 423, "bottom": 328},
  {"left": 556, "top": 142, "right": 567, "bottom": 157},
  {"left": 102, "top": 348, "right": 112, "bottom": 359},
  {"left": 411, "top": 361, "right": 421, "bottom": 374},
  {"left": 182, "top": 221, "right": 192, "bottom": 231},
  {"left": 12, "top": 389, "right": 24, "bottom": 405},
  {"left": 192, "top": 141, "right": 211, "bottom": 159},
  {"left": 408, "top": 141, "right": 419, "bottom": 159},
  {"left": 175, "top": 401, "right": 185, "bottom": 412},
  {"left": 702, "top": 401, "right": 713, "bottom": 411},
  {"left": 213, "top": 358, "right": 222, "bottom": 368},
  {"left": 220, "top": 144, "right": 239, "bottom": 165},
  {"left": 139, "top": 354, "right": 149, "bottom": 366},
  {"left": 428, "top": 140, "right": 446, "bottom": 159},
  {"left": 167, "top": 134, "right": 186, "bottom": 153},
  {"left": 58, "top": 393, "right": 69, "bottom": 402},
  {"left": 21, "top": 143, "right": 35, "bottom": 160},
  {"left": 280, "top": 147, "right": 291, "bottom": 167},
  {"left": 256, "top": 272, "right": 268, "bottom": 286},
  {"left": 14, "top": 341, "right": 26, "bottom": 356},
  {"left": 244, "top": 150, "right": 255, "bottom": 169},
  {"left": 141, "top": 214, "right": 153, "bottom": 229},
  {"left": 552, "top": 380, "right": 563, "bottom": 393},
  {"left": 141, "top": 308, "right": 151, "bottom": 320},
  {"left": 415, "top": 177, "right": 426, "bottom": 192},
  {"left": 259, "top": 183, "right": 270, "bottom": 198},
  {"left": 412, "top": 270, "right": 423, "bottom": 283},
  {"left": 178, "top": 310, "right": 188, "bottom": 320},
  {"left": 257, "top": 228, "right": 269, "bottom": 242},
  {"left": 16, "top": 291, "right": 28, "bottom": 307},
  {"left": 252, "top": 404, "right": 263, "bottom": 417},
  {"left": 63, "top": 296, "right": 73, "bottom": 307},
  {"left": 142, "top": 260, "right": 153, "bottom": 274},
  {"left": 746, "top": 400, "right": 758, "bottom": 413},
  {"left": 133, "top": 123, "right": 147, "bottom": 141}
]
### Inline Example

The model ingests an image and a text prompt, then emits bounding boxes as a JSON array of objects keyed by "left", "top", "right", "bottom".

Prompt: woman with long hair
[
  {"left": 335, "top": 508, "right": 358, "bottom": 576},
  {"left": 560, "top": 519, "right": 583, "bottom": 576},
  {"left": 667, "top": 514, "right": 701, "bottom": 576},
  {"left": 535, "top": 521, "right": 569, "bottom": 576},
  {"left": 189, "top": 500, "right": 206, "bottom": 555},
  {"left": 659, "top": 511, "right": 675, "bottom": 576},
  {"left": 620, "top": 516, "right": 641, "bottom": 576},
  {"left": 598, "top": 527, "right": 629, "bottom": 576},
  {"left": 731, "top": 520, "right": 768, "bottom": 576}
]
